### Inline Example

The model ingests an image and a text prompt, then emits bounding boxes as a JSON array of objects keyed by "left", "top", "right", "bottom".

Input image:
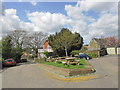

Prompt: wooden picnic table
[
  {"left": 62, "top": 57, "right": 80, "bottom": 66},
  {"left": 66, "top": 57, "right": 75, "bottom": 62}
]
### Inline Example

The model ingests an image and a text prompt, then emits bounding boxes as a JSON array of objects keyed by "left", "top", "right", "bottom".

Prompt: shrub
[
  {"left": 44, "top": 51, "right": 52, "bottom": 58},
  {"left": 85, "top": 50, "right": 99, "bottom": 58},
  {"left": 87, "top": 53, "right": 98, "bottom": 58},
  {"left": 34, "top": 57, "right": 46, "bottom": 63},
  {"left": 71, "top": 50, "right": 84, "bottom": 55},
  {"left": 0, "top": 58, "right": 4, "bottom": 61},
  {"left": 71, "top": 50, "right": 99, "bottom": 58}
]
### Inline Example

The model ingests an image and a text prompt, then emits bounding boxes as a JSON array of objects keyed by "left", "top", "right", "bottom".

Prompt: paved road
[{"left": 2, "top": 55, "right": 118, "bottom": 88}]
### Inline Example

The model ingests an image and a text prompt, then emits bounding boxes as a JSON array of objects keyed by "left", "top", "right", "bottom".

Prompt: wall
[
  {"left": 88, "top": 40, "right": 100, "bottom": 50},
  {"left": 107, "top": 47, "right": 120, "bottom": 55},
  {"left": 38, "top": 63, "right": 94, "bottom": 76},
  {"left": 43, "top": 40, "right": 49, "bottom": 49},
  {"left": 117, "top": 48, "right": 120, "bottom": 54},
  {"left": 107, "top": 48, "right": 116, "bottom": 54}
]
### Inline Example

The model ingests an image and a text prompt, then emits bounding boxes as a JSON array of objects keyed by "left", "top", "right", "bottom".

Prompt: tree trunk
[{"left": 65, "top": 46, "right": 68, "bottom": 57}]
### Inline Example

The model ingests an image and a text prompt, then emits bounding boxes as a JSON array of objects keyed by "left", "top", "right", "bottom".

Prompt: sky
[{"left": 1, "top": 0, "right": 118, "bottom": 44}]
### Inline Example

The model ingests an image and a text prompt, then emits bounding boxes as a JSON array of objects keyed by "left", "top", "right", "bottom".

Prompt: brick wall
[
  {"left": 43, "top": 40, "right": 49, "bottom": 49},
  {"left": 38, "top": 64, "right": 94, "bottom": 76}
]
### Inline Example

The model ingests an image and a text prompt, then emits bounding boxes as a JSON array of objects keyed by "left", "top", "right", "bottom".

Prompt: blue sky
[
  {"left": 1, "top": 1, "right": 118, "bottom": 44},
  {"left": 3, "top": 2, "right": 100, "bottom": 22},
  {"left": 4, "top": 2, "right": 77, "bottom": 22}
]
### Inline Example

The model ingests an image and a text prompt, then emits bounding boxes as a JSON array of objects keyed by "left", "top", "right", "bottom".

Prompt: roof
[{"left": 92, "top": 38, "right": 105, "bottom": 46}]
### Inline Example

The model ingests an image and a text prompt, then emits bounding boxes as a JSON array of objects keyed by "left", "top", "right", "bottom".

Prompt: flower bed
[
  {"left": 38, "top": 59, "right": 95, "bottom": 76},
  {"left": 38, "top": 63, "right": 95, "bottom": 76}
]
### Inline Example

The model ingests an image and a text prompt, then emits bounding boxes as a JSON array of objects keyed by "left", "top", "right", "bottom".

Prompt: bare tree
[
  {"left": 25, "top": 31, "right": 48, "bottom": 56},
  {"left": 9, "top": 30, "right": 27, "bottom": 48}
]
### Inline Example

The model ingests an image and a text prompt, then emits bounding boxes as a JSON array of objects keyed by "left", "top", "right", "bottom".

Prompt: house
[
  {"left": 43, "top": 40, "right": 53, "bottom": 52},
  {"left": 87, "top": 38, "right": 107, "bottom": 56},
  {"left": 38, "top": 40, "right": 53, "bottom": 58},
  {"left": 88, "top": 38, "right": 106, "bottom": 50}
]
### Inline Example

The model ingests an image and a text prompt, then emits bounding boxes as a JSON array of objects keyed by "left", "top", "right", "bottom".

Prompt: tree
[
  {"left": 101, "top": 36, "right": 119, "bottom": 47},
  {"left": 10, "top": 30, "right": 27, "bottom": 49},
  {"left": 2, "top": 36, "right": 12, "bottom": 59},
  {"left": 8, "top": 30, "right": 27, "bottom": 61},
  {"left": 48, "top": 28, "right": 83, "bottom": 56},
  {"left": 11, "top": 45, "right": 23, "bottom": 61},
  {"left": 25, "top": 31, "right": 47, "bottom": 57}
]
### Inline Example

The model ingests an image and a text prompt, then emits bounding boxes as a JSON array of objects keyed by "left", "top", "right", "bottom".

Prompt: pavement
[{"left": 1, "top": 55, "right": 118, "bottom": 88}]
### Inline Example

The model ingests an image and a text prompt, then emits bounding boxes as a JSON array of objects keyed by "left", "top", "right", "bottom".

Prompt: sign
[{"left": 38, "top": 49, "right": 53, "bottom": 53}]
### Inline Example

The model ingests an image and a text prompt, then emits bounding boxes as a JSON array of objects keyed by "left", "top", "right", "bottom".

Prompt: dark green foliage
[
  {"left": 48, "top": 28, "right": 83, "bottom": 56},
  {"left": 86, "top": 53, "right": 98, "bottom": 58},
  {"left": 2, "top": 36, "right": 12, "bottom": 59},
  {"left": 71, "top": 50, "right": 98, "bottom": 58},
  {"left": 11, "top": 45, "right": 23, "bottom": 62},
  {"left": 71, "top": 50, "right": 84, "bottom": 55},
  {"left": 43, "top": 51, "right": 51, "bottom": 58},
  {"left": 84, "top": 50, "right": 99, "bottom": 58},
  {"left": 2, "top": 36, "right": 23, "bottom": 62}
]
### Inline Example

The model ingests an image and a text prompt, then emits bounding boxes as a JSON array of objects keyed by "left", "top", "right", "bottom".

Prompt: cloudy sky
[{"left": 1, "top": 0, "right": 118, "bottom": 44}]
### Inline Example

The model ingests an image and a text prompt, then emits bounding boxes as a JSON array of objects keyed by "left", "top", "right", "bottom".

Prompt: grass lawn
[{"left": 42, "top": 59, "right": 90, "bottom": 69}]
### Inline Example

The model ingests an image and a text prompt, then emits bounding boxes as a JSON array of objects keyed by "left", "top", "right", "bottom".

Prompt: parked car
[
  {"left": 21, "top": 59, "right": 27, "bottom": 62},
  {"left": 77, "top": 53, "right": 91, "bottom": 60},
  {"left": 21, "top": 55, "right": 28, "bottom": 62},
  {"left": 2, "top": 59, "right": 16, "bottom": 67}
]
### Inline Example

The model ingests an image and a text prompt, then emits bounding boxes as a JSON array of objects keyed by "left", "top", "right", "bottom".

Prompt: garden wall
[
  {"left": 107, "top": 47, "right": 120, "bottom": 55},
  {"left": 38, "top": 63, "right": 94, "bottom": 76}
]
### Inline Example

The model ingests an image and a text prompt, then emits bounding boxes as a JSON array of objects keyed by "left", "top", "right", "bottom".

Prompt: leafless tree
[
  {"left": 9, "top": 30, "right": 27, "bottom": 48},
  {"left": 25, "top": 31, "right": 48, "bottom": 56}
]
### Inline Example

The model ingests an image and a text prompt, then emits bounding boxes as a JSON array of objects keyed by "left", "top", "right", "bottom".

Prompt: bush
[
  {"left": 34, "top": 58, "right": 46, "bottom": 63},
  {"left": 85, "top": 50, "right": 99, "bottom": 58},
  {"left": 0, "top": 58, "right": 4, "bottom": 61},
  {"left": 87, "top": 53, "right": 98, "bottom": 58},
  {"left": 71, "top": 50, "right": 84, "bottom": 55},
  {"left": 44, "top": 51, "right": 52, "bottom": 58}
]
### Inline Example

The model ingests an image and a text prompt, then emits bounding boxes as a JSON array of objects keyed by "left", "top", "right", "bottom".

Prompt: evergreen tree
[
  {"left": 2, "top": 36, "right": 12, "bottom": 59},
  {"left": 48, "top": 28, "right": 83, "bottom": 56}
]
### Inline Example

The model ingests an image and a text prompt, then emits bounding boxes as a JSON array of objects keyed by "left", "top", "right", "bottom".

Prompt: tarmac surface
[{"left": 1, "top": 55, "right": 118, "bottom": 88}]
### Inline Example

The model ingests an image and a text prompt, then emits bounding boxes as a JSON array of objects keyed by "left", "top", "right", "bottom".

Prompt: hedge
[
  {"left": 71, "top": 50, "right": 99, "bottom": 58},
  {"left": 85, "top": 50, "right": 99, "bottom": 58},
  {"left": 34, "top": 58, "right": 46, "bottom": 63},
  {"left": 86, "top": 53, "right": 98, "bottom": 58}
]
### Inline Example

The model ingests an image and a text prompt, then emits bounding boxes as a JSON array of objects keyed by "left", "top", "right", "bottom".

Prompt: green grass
[{"left": 42, "top": 59, "right": 90, "bottom": 69}]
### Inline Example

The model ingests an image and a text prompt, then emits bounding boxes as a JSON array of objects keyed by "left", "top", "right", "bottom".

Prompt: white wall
[
  {"left": 117, "top": 48, "right": 120, "bottom": 54},
  {"left": 107, "top": 47, "right": 120, "bottom": 55},
  {"left": 107, "top": 48, "right": 116, "bottom": 55}
]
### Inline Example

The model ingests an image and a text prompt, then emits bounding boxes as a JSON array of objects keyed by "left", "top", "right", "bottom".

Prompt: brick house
[
  {"left": 87, "top": 38, "right": 107, "bottom": 56},
  {"left": 38, "top": 40, "right": 53, "bottom": 58},
  {"left": 88, "top": 38, "right": 106, "bottom": 50}
]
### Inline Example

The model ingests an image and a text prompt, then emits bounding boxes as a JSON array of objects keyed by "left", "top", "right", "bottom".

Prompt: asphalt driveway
[{"left": 2, "top": 55, "right": 118, "bottom": 88}]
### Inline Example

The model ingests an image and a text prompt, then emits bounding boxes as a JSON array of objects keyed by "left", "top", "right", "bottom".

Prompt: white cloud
[
  {"left": 64, "top": 1, "right": 118, "bottom": 44},
  {"left": 77, "top": 1, "right": 117, "bottom": 12},
  {"left": 88, "top": 14, "right": 118, "bottom": 37},
  {"left": 27, "top": 12, "right": 68, "bottom": 33},
  {"left": 1, "top": 9, "right": 21, "bottom": 36},
  {"left": 65, "top": 1, "right": 118, "bottom": 18},
  {"left": 1, "top": 1, "right": 118, "bottom": 44},
  {"left": 1, "top": 9, "right": 34, "bottom": 37},
  {"left": 30, "top": 2, "right": 37, "bottom": 6}
]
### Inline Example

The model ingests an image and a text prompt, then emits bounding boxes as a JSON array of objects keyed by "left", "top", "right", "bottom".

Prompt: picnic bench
[{"left": 62, "top": 57, "right": 80, "bottom": 66}]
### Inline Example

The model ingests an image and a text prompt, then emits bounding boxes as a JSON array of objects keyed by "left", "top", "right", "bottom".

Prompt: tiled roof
[{"left": 92, "top": 38, "right": 105, "bottom": 46}]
